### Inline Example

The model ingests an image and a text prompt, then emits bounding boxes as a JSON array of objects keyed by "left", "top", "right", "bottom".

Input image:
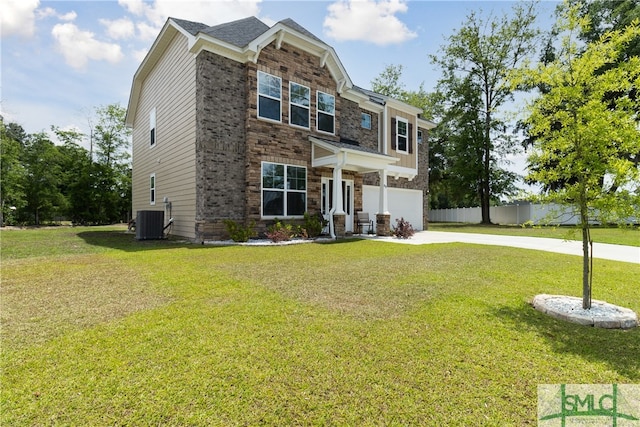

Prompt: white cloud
[
  {"left": 37, "top": 7, "right": 77, "bottom": 21},
  {"left": 52, "top": 23, "right": 124, "bottom": 70},
  {"left": 324, "top": 0, "right": 416, "bottom": 46},
  {"left": 100, "top": 17, "right": 135, "bottom": 40},
  {"left": 119, "top": 0, "right": 262, "bottom": 40},
  {"left": 1, "top": 0, "right": 39, "bottom": 38}
]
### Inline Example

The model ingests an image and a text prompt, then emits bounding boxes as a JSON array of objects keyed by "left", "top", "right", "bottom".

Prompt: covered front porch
[{"left": 310, "top": 136, "right": 404, "bottom": 238}]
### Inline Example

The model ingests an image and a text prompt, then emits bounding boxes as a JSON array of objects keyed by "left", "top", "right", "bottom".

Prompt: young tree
[
  {"left": 514, "top": 7, "right": 640, "bottom": 309},
  {"left": 431, "top": 2, "right": 539, "bottom": 222}
]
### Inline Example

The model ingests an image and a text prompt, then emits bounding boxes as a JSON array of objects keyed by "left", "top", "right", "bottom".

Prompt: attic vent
[{"left": 136, "top": 210, "right": 165, "bottom": 240}]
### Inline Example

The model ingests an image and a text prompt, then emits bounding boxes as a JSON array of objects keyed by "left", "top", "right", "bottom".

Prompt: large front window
[
  {"left": 258, "top": 71, "right": 281, "bottom": 121},
  {"left": 317, "top": 91, "right": 335, "bottom": 134},
  {"left": 262, "top": 162, "right": 306, "bottom": 217}
]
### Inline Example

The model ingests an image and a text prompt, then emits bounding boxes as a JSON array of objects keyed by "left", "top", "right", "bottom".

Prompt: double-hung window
[
  {"left": 290, "top": 82, "right": 310, "bottom": 128},
  {"left": 317, "top": 91, "right": 335, "bottom": 134},
  {"left": 257, "top": 71, "right": 281, "bottom": 121},
  {"left": 396, "top": 117, "right": 408, "bottom": 153},
  {"left": 262, "top": 162, "right": 306, "bottom": 217},
  {"left": 150, "top": 173, "right": 156, "bottom": 205}
]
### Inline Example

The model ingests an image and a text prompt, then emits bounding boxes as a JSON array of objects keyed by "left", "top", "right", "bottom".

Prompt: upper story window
[
  {"left": 396, "top": 117, "right": 408, "bottom": 153},
  {"left": 262, "top": 162, "right": 306, "bottom": 218},
  {"left": 150, "top": 173, "right": 156, "bottom": 205},
  {"left": 289, "top": 82, "right": 310, "bottom": 128},
  {"left": 317, "top": 91, "right": 335, "bottom": 134},
  {"left": 418, "top": 129, "right": 423, "bottom": 144},
  {"left": 258, "top": 71, "right": 281, "bottom": 122},
  {"left": 361, "top": 112, "right": 371, "bottom": 129},
  {"left": 149, "top": 108, "right": 156, "bottom": 147}
]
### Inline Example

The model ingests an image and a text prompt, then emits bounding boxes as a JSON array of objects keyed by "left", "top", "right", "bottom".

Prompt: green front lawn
[
  {"left": 429, "top": 222, "right": 640, "bottom": 247},
  {"left": 1, "top": 226, "right": 638, "bottom": 425}
]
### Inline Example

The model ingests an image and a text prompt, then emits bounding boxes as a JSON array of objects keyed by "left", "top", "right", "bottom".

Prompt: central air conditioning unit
[{"left": 136, "top": 210, "right": 165, "bottom": 240}]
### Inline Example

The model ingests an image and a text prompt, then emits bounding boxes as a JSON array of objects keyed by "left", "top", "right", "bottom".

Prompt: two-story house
[{"left": 125, "top": 16, "right": 435, "bottom": 241}]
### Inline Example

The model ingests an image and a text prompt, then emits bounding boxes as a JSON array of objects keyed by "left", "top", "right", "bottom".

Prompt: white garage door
[{"left": 362, "top": 185, "right": 423, "bottom": 232}]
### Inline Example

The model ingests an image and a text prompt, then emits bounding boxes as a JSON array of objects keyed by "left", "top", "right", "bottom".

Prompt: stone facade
[
  {"left": 195, "top": 51, "right": 247, "bottom": 241},
  {"left": 191, "top": 29, "right": 429, "bottom": 240}
]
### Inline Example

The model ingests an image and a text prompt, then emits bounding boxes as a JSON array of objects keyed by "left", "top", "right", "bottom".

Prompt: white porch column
[
  {"left": 378, "top": 169, "right": 389, "bottom": 214},
  {"left": 333, "top": 164, "right": 345, "bottom": 214}
]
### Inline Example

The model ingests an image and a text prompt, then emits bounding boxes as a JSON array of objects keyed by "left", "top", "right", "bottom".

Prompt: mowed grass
[
  {"left": 429, "top": 222, "right": 640, "bottom": 246},
  {"left": 1, "top": 226, "right": 639, "bottom": 425}
]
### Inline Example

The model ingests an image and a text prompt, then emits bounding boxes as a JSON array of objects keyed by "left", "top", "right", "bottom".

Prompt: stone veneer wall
[
  {"left": 244, "top": 41, "right": 348, "bottom": 236},
  {"left": 193, "top": 39, "right": 424, "bottom": 239},
  {"left": 195, "top": 51, "right": 247, "bottom": 241}
]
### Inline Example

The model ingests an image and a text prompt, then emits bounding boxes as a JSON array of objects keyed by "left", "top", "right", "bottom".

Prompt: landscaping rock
[{"left": 532, "top": 294, "right": 638, "bottom": 329}]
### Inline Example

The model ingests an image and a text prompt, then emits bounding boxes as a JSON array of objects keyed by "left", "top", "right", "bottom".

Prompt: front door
[{"left": 321, "top": 178, "right": 354, "bottom": 233}]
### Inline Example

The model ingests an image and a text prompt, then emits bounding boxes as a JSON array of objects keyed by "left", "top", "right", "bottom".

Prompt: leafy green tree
[
  {"left": 20, "top": 133, "right": 66, "bottom": 225},
  {"left": 0, "top": 119, "right": 26, "bottom": 225},
  {"left": 431, "top": 2, "right": 539, "bottom": 222},
  {"left": 514, "top": 6, "right": 640, "bottom": 309},
  {"left": 90, "top": 104, "right": 131, "bottom": 223},
  {"left": 52, "top": 126, "right": 96, "bottom": 224}
]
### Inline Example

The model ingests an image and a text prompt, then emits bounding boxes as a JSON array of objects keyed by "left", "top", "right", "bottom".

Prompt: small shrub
[
  {"left": 223, "top": 219, "right": 256, "bottom": 242},
  {"left": 392, "top": 217, "right": 415, "bottom": 239},
  {"left": 302, "top": 212, "right": 325, "bottom": 238},
  {"left": 266, "top": 219, "right": 295, "bottom": 243}
]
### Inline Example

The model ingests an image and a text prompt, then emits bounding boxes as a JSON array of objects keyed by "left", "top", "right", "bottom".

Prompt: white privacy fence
[{"left": 428, "top": 204, "right": 637, "bottom": 225}]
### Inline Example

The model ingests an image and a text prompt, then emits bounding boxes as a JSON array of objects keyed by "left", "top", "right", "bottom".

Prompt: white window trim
[
  {"left": 150, "top": 107, "right": 156, "bottom": 148},
  {"left": 289, "top": 81, "right": 310, "bottom": 129},
  {"left": 396, "top": 117, "right": 409, "bottom": 154},
  {"left": 257, "top": 71, "right": 282, "bottom": 123},
  {"left": 316, "top": 90, "right": 335, "bottom": 135},
  {"left": 150, "top": 173, "right": 156, "bottom": 205},
  {"left": 261, "top": 161, "right": 307, "bottom": 219}
]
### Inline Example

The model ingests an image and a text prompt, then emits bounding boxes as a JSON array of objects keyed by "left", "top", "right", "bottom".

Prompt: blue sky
[{"left": 2, "top": 0, "right": 558, "bottom": 181}]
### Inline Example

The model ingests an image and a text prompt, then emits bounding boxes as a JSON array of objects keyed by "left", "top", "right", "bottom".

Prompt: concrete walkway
[{"left": 364, "top": 231, "right": 640, "bottom": 264}]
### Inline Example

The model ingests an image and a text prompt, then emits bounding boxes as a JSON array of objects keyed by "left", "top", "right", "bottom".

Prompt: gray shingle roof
[
  {"left": 171, "top": 16, "right": 270, "bottom": 47},
  {"left": 171, "top": 17, "right": 323, "bottom": 49},
  {"left": 202, "top": 16, "right": 270, "bottom": 47},
  {"left": 278, "top": 18, "right": 323, "bottom": 43},
  {"left": 170, "top": 18, "right": 209, "bottom": 36}
]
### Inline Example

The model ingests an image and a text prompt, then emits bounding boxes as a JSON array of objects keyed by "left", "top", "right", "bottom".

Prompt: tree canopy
[
  {"left": 0, "top": 104, "right": 131, "bottom": 226},
  {"left": 430, "top": 1, "right": 540, "bottom": 221}
]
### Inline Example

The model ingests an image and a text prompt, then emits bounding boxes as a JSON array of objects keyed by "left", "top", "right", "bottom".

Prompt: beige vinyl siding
[
  {"left": 131, "top": 30, "right": 197, "bottom": 239},
  {"left": 386, "top": 107, "right": 417, "bottom": 170}
]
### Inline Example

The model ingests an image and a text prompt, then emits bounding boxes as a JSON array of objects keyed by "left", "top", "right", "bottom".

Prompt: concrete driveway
[{"left": 366, "top": 231, "right": 640, "bottom": 264}]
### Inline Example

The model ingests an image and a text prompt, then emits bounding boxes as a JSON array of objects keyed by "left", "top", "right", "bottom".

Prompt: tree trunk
[
  {"left": 581, "top": 224, "right": 591, "bottom": 309},
  {"left": 481, "top": 107, "right": 492, "bottom": 224}
]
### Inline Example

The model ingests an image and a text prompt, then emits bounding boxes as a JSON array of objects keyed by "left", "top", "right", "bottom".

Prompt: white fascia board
[
  {"left": 310, "top": 137, "right": 398, "bottom": 165},
  {"left": 418, "top": 117, "right": 437, "bottom": 129},
  {"left": 388, "top": 164, "right": 417, "bottom": 179},
  {"left": 385, "top": 97, "right": 423, "bottom": 116},
  {"left": 189, "top": 33, "right": 248, "bottom": 63}
]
